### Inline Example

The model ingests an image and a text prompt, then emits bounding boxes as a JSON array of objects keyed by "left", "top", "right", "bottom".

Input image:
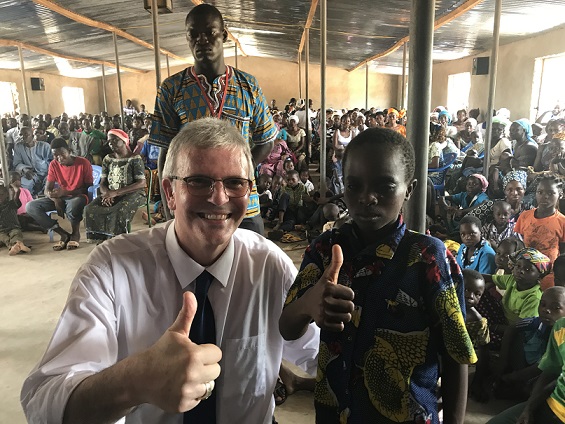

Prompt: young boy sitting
[
  {"left": 299, "top": 170, "right": 315, "bottom": 195},
  {"left": 482, "top": 200, "right": 522, "bottom": 249},
  {"left": 280, "top": 128, "right": 476, "bottom": 423},
  {"left": 265, "top": 175, "right": 285, "bottom": 222},
  {"left": 270, "top": 170, "right": 312, "bottom": 238},
  {"left": 257, "top": 174, "right": 273, "bottom": 218},
  {"left": 0, "top": 184, "right": 31, "bottom": 255}
]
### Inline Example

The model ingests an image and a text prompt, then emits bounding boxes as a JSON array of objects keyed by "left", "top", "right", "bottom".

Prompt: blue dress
[{"left": 456, "top": 239, "right": 497, "bottom": 274}]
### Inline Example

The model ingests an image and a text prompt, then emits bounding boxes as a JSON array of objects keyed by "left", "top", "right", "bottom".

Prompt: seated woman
[
  {"left": 455, "top": 118, "right": 477, "bottom": 149},
  {"left": 333, "top": 114, "right": 353, "bottom": 151},
  {"left": 489, "top": 117, "right": 513, "bottom": 167},
  {"left": 510, "top": 119, "right": 538, "bottom": 169},
  {"left": 438, "top": 110, "right": 458, "bottom": 139},
  {"left": 259, "top": 134, "right": 293, "bottom": 177},
  {"left": 84, "top": 129, "right": 146, "bottom": 243},
  {"left": 285, "top": 116, "right": 307, "bottom": 171},
  {"left": 385, "top": 107, "right": 406, "bottom": 136},
  {"left": 428, "top": 123, "right": 445, "bottom": 169},
  {"left": 533, "top": 119, "right": 565, "bottom": 171},
  {"left": 440, "top": 174, "right": 489, "bottom": 232}
]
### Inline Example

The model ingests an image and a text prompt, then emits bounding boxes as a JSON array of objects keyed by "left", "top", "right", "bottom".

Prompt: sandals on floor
[
  {"left": 66, "top": 241, "right": 80, "bottom": 250},
  {"left": 273, "top": 378, "right": 287, "bottom": 406},
  {"left": 52, "top": 240, "right": 68, "bottom": 251},
  {"left": 280, "top": 233, "right": 305, "bottom": 243}
]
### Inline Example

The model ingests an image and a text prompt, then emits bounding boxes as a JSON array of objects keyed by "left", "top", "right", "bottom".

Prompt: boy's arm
[
  {"left": 517, "top": 370, "right": 558, "bottom": 424},
  {"left": 441, "top": 355, "right": 468, "bottom": 424}
]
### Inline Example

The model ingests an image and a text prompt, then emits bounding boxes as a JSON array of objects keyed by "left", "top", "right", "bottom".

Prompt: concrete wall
[
  {"left": 431, "top": 25, "right": 565, "bottom": 121},
  {"left": 99, "top": 55, "right": 399, "bottom": 116},
  {"left": 0, "top": 69, "right": 100, "bottom": 116}
]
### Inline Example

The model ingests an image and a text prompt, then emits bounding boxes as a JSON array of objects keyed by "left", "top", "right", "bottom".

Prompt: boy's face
[
  {"left": 493, "top": 204, "right": 512, "bottom": 226},
  {"left": 460, "top": 223, "right": 481, "bottom": 248},
  {"left": 495, "top": 242, "right": 513, "bottom": 270},
  {"left": 257, "top": 176, "right": 271, "bottom": 192},
  {"left": 343, "top": 145, "right": 415, "bottom": 234},
  {"left": 271, "top": 177, "right": 282, "bottom": 192},
  {"left": 284, "top": 161, "right": 294, "bottom": 172},
  {"left": 512, "top": 258, "right": 541, "bottom": 287},
  {"left": 300, "top": 172, "right": 309, "bottom": 183},
  {"left": 536, "top": 180, "right": 562, "bottom": 211},
  {"left": 538, "top": 289, "right": 565, "bottom": 326},
  {"left": 286, "top": 175, "right": 299, "bottom": 188},
  {"left": 464, "top": 277, "right": 485, "bottom": 308}
]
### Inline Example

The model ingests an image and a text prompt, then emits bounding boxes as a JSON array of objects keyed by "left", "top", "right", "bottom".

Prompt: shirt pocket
[
  {"left": 222, "top": 108, "right": 251, "bottom": 142},
  {"left": 222, "top": 333, "right": 267, "bottom": 398}
]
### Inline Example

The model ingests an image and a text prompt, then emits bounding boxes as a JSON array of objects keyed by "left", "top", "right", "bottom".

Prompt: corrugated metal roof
[{"left": 0, "top": 0, "right": 563, "bottom": 78}]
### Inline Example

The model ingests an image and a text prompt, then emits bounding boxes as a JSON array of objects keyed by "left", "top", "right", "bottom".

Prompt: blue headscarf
[
  {"left": 438, "top": 110, "right": 452, "bottom": 125},
  {"left": 514, "top": 118, "right": 535, "bottom": 143}
]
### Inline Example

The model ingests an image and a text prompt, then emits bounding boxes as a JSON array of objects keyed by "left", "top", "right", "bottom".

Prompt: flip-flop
[
  {"left": 52, "top": 240, "right": 68, "bottom": 251},
  {"left": 66, "top": 241, "right": 80, "bottom": 250},
  {"left": 273, "top": 378, "right": 287, "bottom": 406},
  {"left": 281, "top": 233, "right": 306, "bottom": 243}
]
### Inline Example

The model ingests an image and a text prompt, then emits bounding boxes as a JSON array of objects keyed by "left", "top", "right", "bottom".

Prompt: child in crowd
[
  {"left": 482, "top": 200, "right": 522, "bottom": 249},
  {"left": 463, "top": 269, "right": 491, "bottom": 402},
  {"left": 320, "top": 203, "right": 340, "bottom": 232},
  {"left": 456, "top": 215, "right": 497, "bottom": 274},
  {"left": 280, "top": 128, "right": 476, "bottom": 424},
  {"left": 270, "top": 170, "right": 311, "bottom": 237},
  {"left": 299, "top": 170, "right": 315, "bottom": 195},
  {"left": 257, "top": 174, "right": 273, "bottom": 218},
  {"left": 8, "top": 171, "right": 35, "bottom": 230},
  {"left": 128, "top": 116, "right": 148, "bottom": 153},
  {"left": 282, "top": 157, "right": 295, "bottom": 178},
  {"left": 482, "top": 248, "right": 550, "bottom": 344},
  {"left": 515, "top": 175, "right": 565, "bottom": 289},
  {"left": 266, "top": 175, "right": 285, "bottom": 222},
  {"left": 329, "top": 148, "right": 344, "bottom": 195},
  {"left": 0, "top": 184, "right": 31, "bottom": 255},
  {"left": 494, "top": 286, "right": 565, "bottom": 401},
  {"left": 440, "top": 174, "right": 489, "bottom": 231}
]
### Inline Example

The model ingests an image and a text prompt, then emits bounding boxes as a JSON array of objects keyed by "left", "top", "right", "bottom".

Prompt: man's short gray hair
[{"left": 162, "top": 118, "right": 254, "bottom": 179}]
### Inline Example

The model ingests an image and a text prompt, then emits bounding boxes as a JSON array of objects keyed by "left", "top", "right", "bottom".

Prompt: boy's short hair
[
  {"left": 462, "top": 269, "right": 485, "bottom": 284},
  {"left": 499, "top": 236, "right": 525, "bottom": 252},
  {"left": 257, "top": 174, "right": 272, "bottom": 184},
  {"left": 459, "top": 214, "right": 482, "bottom": 229},
  {"left": 50, "top": 138, "right": 70, "bottom": 151},
  {"left": 343, "top": 128, "right": 415, "bottom": 182},
  {"left": 286, "top": 170, "right": 299, "bottom": 179},
  {"left": 492, "top": 200, "right": 511, "bottom": 211}
]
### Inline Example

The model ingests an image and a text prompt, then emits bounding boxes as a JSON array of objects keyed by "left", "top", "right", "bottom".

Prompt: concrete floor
[{"left": 1, "top": 211, "right": 516, "bottom": 423}]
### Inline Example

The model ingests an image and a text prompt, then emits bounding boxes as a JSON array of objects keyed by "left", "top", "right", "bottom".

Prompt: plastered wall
[
  {"left": 0, "top": 69, "right": 100, "bottom": 116},
  {"left": 431, "top": 25, "right": 565, "bottom": 121}
]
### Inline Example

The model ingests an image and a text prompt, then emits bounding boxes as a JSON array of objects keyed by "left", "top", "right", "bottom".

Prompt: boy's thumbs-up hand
[
  {"left": 306, "top": 244, "right": 355, "bottom": 332},
  {"left": 133, "top": 292, "right": 222, "bottom": 413}
]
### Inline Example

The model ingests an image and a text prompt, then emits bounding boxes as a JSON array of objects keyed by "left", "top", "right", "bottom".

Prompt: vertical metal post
[
  {"left": 0, "top": 129, "right": 9, "bottom": 187},
  {"left": 305, "top": 28, "right": 310, "bottom": 162},
  {"left": 150, "top": 0, "right": 162, "bottom": 88},
  {"left": 482, "top": 0, "right": 502, "bottom": 177},
  {"left": 113, "top": 32, "right": 125, "bottom": 128},
  {"left": 298, "top": 52, "right": 302, "bottom": 100},
  {"left": 404, "top": 0, "right": 436, "bottom": 233},
  {"left": 166, "top": 55, "right": 170, "bottom": 77},
  {"left": 401, "top": 42, "right": 408, "bottom": 109},
  {"left": 365, "top": 63, "right": 369, "bottom": 110},
  {"left": 101, "top": 64, "right": 108, "bottom": 113},
  {"left": 319, "top": 0, "right": 327, "bottom": 195},
  {"left": 17, "top": 46, "right": 30, "bottom": 116},
  {"left": 235, "top": 44, "right": 238, "bottom": 69}
]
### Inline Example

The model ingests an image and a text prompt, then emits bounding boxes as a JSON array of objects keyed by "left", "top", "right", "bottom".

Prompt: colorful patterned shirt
[
  {"left": 284, "top": 218, "right": 476, "bottom": 424},
  {"left": 149, "top": 66, "right": 277, "bottom": 218},
  {"left": 539, "top": 317, "right": 565, "bottom": 422}
]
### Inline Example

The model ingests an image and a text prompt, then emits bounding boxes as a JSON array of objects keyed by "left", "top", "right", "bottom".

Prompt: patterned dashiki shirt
[
  {"left": 284, "top": 217, "right": 477, "bottom": 424},
  {"left": 149, "top": 65, "right": 277, "bottom": 218}
]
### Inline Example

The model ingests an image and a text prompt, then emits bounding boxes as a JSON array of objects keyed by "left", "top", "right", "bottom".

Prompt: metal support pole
[
  {"left": 401, "top": 42, "right": 408, "bottom": 109},
  {"left": 235, "top": 44, "right": 238, "bottom": 69},
  {"left": 404, "top": 0, "right": 435, "bottom": 233},
  {"left": 150, "top": 0, "right": 162, "bottom": 88},
  {"left": 0, "top": 128, "right": 9, "bottom": 187},
  {"left": 319, "top": 0, "right": 327, "bottom": 195},
  {"left": 101, "top": 64, "right": 108, "bottom": 113},
  {"left": 482, "top": 0, "right": 502, "bottom": 177},
  {"left": 298, "top": 52, "right": 302, "bottom": 100},
  {"left": 365, "top": 63, "right": 369, "bottom": 110},
  {"left": 113, "top": 32, "right": 125, "bottom": 128},
  {"left": 166, "top": 55, "right": 170, "bottom": 77},
  {"left": 305, "top": 28, "right": 310, "bottom": 162},
  {"left": 18, "top": 46, "right": 30, "bottom": 116}
]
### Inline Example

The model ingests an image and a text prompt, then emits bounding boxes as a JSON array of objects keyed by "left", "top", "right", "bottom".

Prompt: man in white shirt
[
  {"left": 21, "top": 118, "right": 317, "bottom": 424},
  {"left": 294, "top": 99, "right": 315, "bottom": 132}
]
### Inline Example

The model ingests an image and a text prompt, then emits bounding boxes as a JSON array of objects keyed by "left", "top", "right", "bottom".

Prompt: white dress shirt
[{"left": 21, "top": 221, "right": 318, "bottom": 424}]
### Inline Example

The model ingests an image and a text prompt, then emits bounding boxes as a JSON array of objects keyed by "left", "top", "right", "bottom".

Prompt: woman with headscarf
[
  {"left": 440, "top": 173, "right": 489, "bottom": 231},
  {"left": 467, "top": 169, "right": 532, "bottom": 227},
  {"left": 489, "top": 117, "right": 513, "bottom": 167},
  {"left": 84, "top": 129, "right": 146, "bottom": 243},
  {"left": 438, "top": 110, "right": 458, "bottom": 139},
  {"left": 385, "top": 108, "right": 406, "bottom": 137},
  {"left": 510, "top": 119, "right": 538, "bottom": 169}
]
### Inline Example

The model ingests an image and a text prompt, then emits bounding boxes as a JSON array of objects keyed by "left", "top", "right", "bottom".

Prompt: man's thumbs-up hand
[
  {"left": 133, "top": 292, "right": 222, "bottom": 413},
  {"left": 305, "top": 244, "right": 354, "bottom": 332}
]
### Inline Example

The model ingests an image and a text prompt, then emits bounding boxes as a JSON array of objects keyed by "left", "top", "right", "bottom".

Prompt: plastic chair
[
  {"left": 427, "top": 152, "right": 458, "bottom": 196},
  {"left": 126, "top": 166, "right": 154, "bottom": 233}
]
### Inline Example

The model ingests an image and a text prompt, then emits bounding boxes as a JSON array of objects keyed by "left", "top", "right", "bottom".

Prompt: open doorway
[
  {"left": 447, "top": 72, "right": 471, "bottom": 115},
  {"left": 0, "top": 81, "right": 19, "bottom": 116},
  {"left": 62, "top": 86, "right": 85, "bottom": 117}
]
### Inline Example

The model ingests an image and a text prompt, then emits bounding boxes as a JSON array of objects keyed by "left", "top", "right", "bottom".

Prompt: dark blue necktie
[{"left": 184, "top": 270, "right": 216, "bottom": 423}]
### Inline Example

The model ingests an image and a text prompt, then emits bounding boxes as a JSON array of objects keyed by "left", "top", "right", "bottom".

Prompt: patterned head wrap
[
  {"left": 398, "top": 109, "right": 407, "bottom": 119},
  {"left": 492, "top": 116, "right": 510, "bottom": 127},
  {"left": 438, "top": 110, "right": 452, "bottom": 125},
  {"left": 107, "top": 129, "right": 131, "bottom": 151},
  {"left": 470, "top": 174, "right": 489, "bottom": 192},
  {"left": 552, "top": 132, "right": 565, "bottom": 141},
  {"left": 502, "top": 169, "right": 528, "bottom": 190},
  {"left": 510, "top": 248, "right": 551, "bottom": 277},
  {"left": 444, "top": 240, "right": 461, "bottom": 254},
  {"left": 513, "top": 118, "right": 535, "bottom": 143},
  {"left": 388, "top": 108, "right": 399, "bottom": 116}
]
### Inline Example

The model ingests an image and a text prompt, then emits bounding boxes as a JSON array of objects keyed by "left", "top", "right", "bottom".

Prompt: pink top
[{"left": 17, "top": 187, "right": 33, "bottom": 215}]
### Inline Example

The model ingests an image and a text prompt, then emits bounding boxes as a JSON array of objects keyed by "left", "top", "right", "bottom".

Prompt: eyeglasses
[{"left": 171, "top": 176, "right": 252, "bottom": 198}]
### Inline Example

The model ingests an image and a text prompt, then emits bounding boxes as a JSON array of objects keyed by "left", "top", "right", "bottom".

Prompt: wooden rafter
[
  {"left": 190, "top": 0, "right": 248, "bottom": 57},
  {"left": 348, "top": 0, "right": 485, "bottom": 72},
  {"left": 298, "top": 0, "right": 319, "bottom": 54},
  {"left": 0, "top": 39, "right": 145, "bottom": 74},
  {"left": 31, "top": 0, "right": 191, "bottom": 63}
]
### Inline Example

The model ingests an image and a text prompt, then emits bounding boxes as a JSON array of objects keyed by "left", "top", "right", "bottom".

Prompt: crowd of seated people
[{"left": 0, "top": 107, "right": 155, "bottom": 253}]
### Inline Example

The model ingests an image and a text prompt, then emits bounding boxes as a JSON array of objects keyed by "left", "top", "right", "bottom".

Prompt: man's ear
[
  {"left": 162, "top": 178, "right": 176, "bottom": 212},
  {"left": 405, "top": 179, "right": 417, "bottom": 201}
]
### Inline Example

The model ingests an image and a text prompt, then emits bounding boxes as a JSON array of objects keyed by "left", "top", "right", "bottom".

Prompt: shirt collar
[{"left": 166, "top": 220, "right": 235, "bottom": 290}]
